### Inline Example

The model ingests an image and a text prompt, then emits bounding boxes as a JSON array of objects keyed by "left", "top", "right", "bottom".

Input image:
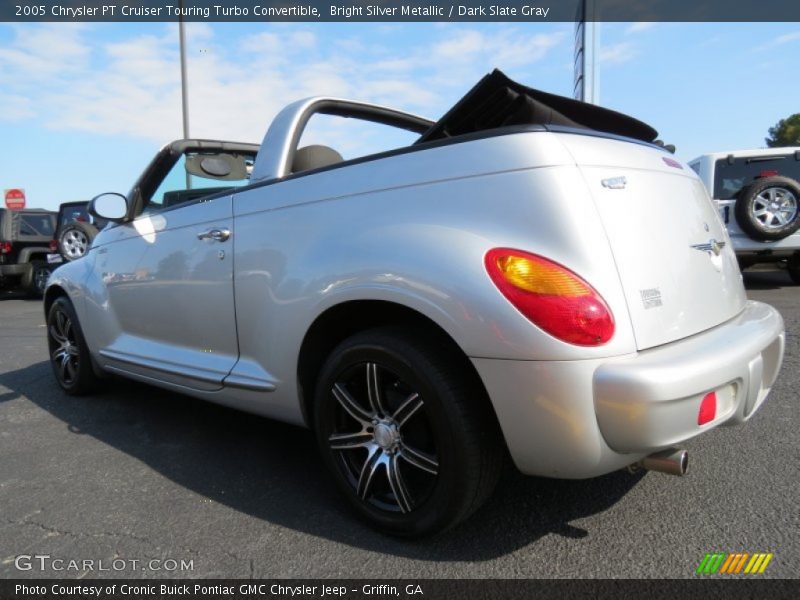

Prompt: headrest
[{"left": 292, "top": 145, "right": 344, "bottom": 174}]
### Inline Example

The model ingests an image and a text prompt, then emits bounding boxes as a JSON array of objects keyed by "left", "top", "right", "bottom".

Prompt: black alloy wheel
[
  {"left": 327, "top": 360, "right": 439, "bottom": 515},
  {"left": 46, "top": 296, "right": 98, "bottom": 395},
  {"left": 314, "top": 327, "right": 503, "bottom": 537}
]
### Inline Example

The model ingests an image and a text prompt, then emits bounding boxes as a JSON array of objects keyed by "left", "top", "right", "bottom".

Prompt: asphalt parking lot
[{"left": 0, "top": 270, "right": 797, "bottom": 580}]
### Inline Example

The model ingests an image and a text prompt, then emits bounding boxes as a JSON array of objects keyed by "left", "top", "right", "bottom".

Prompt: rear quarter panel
[{"left": 231, "top": 132, "right": 637, "bottom": 422}]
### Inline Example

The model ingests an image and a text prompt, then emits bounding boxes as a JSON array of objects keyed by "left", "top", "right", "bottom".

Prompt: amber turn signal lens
[{"left": 494, "top": 255, "right": 591, "bottom": 297}]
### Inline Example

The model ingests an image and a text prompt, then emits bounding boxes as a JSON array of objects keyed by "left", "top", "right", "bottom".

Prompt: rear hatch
[{"left": 557, "top": 133, "right": 747, "bottom": 350}]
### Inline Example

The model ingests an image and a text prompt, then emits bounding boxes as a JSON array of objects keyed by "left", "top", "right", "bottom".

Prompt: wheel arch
[
  {"left": 43, "top": 284, "right": 69, "bottom": 319},
  {"left": 296, "top": 299, "right": 500, "bottom": 432},
  {"left": 43, "top": 283, "right": 105, "bottom": 379}
]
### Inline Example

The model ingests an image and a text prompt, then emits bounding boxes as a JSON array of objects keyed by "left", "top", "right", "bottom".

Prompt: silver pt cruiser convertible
[{"left": 45, "top": 71, "right": 785, "bottom": 536}]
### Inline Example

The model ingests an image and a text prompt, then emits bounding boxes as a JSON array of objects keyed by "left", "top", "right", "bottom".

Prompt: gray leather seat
[{"left": 292, "top": 145, "right": 344, "bottom": 174}]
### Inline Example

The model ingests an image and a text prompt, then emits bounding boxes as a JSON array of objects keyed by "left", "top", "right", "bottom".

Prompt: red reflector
[
  {"left": 760, "top": 170, "right": 779, "bottom": 177},
  {"left": 0, "top": 242, "right": 11, "bottom": 254},
  {"left": 49, "top": 240, "right": 58, "bottom": 252},
  {"left": 698, "top": 391, "right": 717, "bottom": 426},
  {"left": 662, "top": 157, "right": 683, "bottom": 169}
]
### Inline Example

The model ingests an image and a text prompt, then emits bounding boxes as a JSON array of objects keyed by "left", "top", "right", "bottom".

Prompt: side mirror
[{"left": 89, "top": 193, "right": 129, "bottom": 222}]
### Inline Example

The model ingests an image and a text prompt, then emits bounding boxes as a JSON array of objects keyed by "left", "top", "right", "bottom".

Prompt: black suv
[
  {"left": 0, "top": 208, "right": 57, "bottom": 296},
  {"left": 54, "top": 201, "right": 102, "bottom": 262}
]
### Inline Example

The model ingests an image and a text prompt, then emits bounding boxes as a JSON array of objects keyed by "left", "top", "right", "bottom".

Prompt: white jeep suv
[{"left": 689, "top": 148, "right": 800, "bottom": 281}]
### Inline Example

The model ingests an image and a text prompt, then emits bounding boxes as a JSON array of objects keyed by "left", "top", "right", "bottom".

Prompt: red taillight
[
  {"left": 698, "top": 391, "right": 717, "bottom": 426},
  {"left": 484, "top": 248, "right": 615, "bottom": 346},
  {"left": 49, "top": 240, "right": 58, "bottom": 252},
  {"left": 760, "top": 170, "right": 779, "bottom": 178},
  {"left": 0, "top": 242, "right": 12, "bottom": 254}
]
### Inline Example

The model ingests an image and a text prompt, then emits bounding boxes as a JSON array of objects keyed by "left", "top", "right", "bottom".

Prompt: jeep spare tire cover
[
  {"left": 734, "top": 176, "right": 800, "bottom": 242},
  {"left": 58, "top": 221, "right": 98, "bottom": 261}
]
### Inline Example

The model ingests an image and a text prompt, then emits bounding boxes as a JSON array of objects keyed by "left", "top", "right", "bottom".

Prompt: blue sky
[{"left": 1, "top": 21, "right": 799, "bottom": 211}]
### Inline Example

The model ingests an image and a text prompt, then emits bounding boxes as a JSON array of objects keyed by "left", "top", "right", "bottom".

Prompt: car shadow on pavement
[
  {"left": 0, "top": 290, "right": 37, "bottom": 301},
  {"left": 742, "top": 269, "right": 793, "bottom": 290},
  {"left": 0, "top": 360, "right": 644, "bottom": 561}
]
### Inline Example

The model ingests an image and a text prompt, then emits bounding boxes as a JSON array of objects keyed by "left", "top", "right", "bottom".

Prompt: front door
[{"left": 94, "top": 149, "right": 254, "bottom": 390}]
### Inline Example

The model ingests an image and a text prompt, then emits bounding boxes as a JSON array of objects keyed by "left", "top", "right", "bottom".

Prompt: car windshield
[
  {"left": 147, "top": 153, "right": 254, "bottom": 212},
  {"left": 714, "top": 154, "right": 800, "bottom": 199}
]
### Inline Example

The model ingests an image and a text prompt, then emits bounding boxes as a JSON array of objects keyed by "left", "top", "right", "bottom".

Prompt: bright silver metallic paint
[{"left": 46, "top": 98, "right": 785, "bottom": 479}]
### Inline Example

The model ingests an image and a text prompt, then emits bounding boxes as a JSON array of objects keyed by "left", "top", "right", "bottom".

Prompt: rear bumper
[
  {"left": 0, "top": 263, "right": 29, "bottom": 277},
  {"left": 472, "top": 301, "right": 784, "bottom": 479},
  {"left": 729, "top": 233, "right": 799, "bottom": 257},
  {"left": 594, "top": 300, "right": 783, "bottom": 452}
]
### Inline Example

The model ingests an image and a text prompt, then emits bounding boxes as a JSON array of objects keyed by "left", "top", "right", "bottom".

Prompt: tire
[
  {"left": 313, "top": 327, "right": 503, "bottom": 537},
  {"left": 788, "top": 254, "right": 800, "bottom": 285},
  {"left": 46, "top": 296, "right": 98, "bottom": 395},
  {"left": 58, "top": 221, "right": 98, "bottom": 261},
  {"left": 734, "top": 176, "right": 800, "bottom": 242},
  {"left": 21, "top": 260, "right": 50, "bottom": 298}
]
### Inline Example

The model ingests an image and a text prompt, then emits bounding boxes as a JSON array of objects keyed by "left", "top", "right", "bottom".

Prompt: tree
[{"left": 765, "top": 114, "right": 800, "bottom": 147}]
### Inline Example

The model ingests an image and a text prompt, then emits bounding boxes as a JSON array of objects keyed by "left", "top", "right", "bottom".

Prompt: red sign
[{"left": 4, "top": 189, "right": 26, "bottom": 210}]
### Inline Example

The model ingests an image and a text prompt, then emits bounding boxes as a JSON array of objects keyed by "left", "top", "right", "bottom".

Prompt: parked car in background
[
  {"left": 689, "top": 148, "right": 800, "bottom": 281},
  {"left": 0, "top": 207, "right": 56, "bottom": 296},
  {"left": 51, "top": 200, "right": 106, "bottom": 263},
  {"left": 45, "top": 70, "right": 785, "bottom": 536}
]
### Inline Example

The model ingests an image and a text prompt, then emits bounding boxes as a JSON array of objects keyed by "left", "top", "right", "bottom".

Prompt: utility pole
[
  {"left": 573, "top": 0, "right": 599, "bottom": 105},
  {"left": 178, "top": 0, "right": 191, "bottom": 187}
]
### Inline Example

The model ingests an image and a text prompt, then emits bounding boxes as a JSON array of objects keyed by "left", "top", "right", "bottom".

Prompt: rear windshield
[
  {"left": 19, "top": 213, "right": 55, "bottom": 237},
  {"left": 714, "top": 154, "right": 800, "bottom": 199}
]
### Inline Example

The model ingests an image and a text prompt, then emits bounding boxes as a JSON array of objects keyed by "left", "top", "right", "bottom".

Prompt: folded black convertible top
[{"left": 417, "top": 69, "right": 658, "bottom": 145}]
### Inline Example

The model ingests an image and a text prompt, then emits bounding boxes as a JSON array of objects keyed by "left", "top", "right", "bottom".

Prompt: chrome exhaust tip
[{"left": 631, "top": 447, "right": 688, "bottom": 476}]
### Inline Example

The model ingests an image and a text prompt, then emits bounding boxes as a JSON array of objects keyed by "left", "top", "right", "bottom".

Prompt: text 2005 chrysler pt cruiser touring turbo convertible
[{"left": 45, "top": 71, "right": 784, "bottom": 536}]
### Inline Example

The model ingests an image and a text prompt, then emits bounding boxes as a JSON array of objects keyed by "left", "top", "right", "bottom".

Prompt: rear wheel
[
  {"left": 313, "top": 327, "right": 503, "bottom": 537},
  {"left": 46, "top": 296, "right": 98, "bottom": 395},
  {"left": 21, "top": 260, "right": 50, "bottom": 297}
]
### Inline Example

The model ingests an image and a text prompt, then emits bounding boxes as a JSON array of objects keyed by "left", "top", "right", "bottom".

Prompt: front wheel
[
  {"left": 313, "top": 327, "right": 503, "bottom": 537},
  {"left": 46, "top": 296, "right": 98, "bottom": 395}
]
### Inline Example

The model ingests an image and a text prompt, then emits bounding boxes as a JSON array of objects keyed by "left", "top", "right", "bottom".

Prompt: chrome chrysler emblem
[
  {"left": 601, "top": 176, "right": 627, "bottom": 189},
  {"left": 691, "top": 239, "right": 726, "bottom": 256}
]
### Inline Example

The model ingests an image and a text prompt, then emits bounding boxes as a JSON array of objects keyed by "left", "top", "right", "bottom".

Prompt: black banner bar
[
  {"left": 4, "top": 0, "right": 800, "bottom": 22},
  {"left": 1, "top": 579, "right": 799, "bottom": 600}
]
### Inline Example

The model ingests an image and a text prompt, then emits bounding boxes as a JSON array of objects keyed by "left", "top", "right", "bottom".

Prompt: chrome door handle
[{"left": 197, "top": 228, "right": 231, "bottom": 242}]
